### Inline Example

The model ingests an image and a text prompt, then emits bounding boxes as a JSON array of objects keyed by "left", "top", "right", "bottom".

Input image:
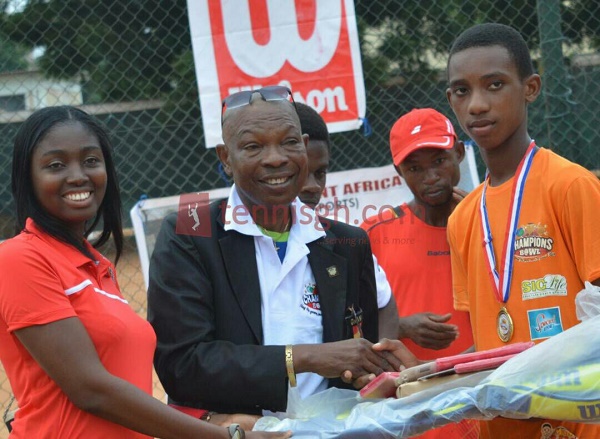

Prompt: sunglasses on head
[{"left": 221, "top": 85, "right": 296, "bottom": 125}]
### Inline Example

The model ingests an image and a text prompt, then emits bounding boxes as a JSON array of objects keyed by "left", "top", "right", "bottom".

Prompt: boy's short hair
[
  {"left": 295, "top": 102, "right": 330, "bottom": 149},
  {"left": 448, "top": 23, "right": 534, "bottom": 80}
]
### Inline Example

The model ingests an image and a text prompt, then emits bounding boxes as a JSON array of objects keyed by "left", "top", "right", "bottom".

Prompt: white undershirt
[{"left": 224, "top": 187, "right": 327, "bottom": 409}]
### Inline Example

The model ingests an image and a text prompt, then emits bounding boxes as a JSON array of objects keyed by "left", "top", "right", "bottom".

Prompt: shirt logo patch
[
  {"left": 528, "top": 306, "right": 564, "bottom": 341},
  {"left": 427, "top": 250, "right": 450, "bottom": 256},
  {"left": 108, "top": 267, "right": 117, "bottom": 284},
  {"left": 300, "top": 283, "right": 321, "bottom": 317},
  {"left": 540, "top": 422, "right": 577, "bottom": 439},
  {"left": 521, "top": 274, "right": 567, "bottom": 300},
  {"left": 514, "top": 222, "right": 555, "bottom": 262}
]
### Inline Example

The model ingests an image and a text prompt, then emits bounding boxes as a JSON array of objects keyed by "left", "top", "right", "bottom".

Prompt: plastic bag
[
  {"left": 476, "top": 315, "right": 600, "bottom": 422},
  {"left": 255, "top": 315, "right": 600, "bottom": 438},
  {"left": 576, "top": 281, "right": 600, "bottom": 321}
]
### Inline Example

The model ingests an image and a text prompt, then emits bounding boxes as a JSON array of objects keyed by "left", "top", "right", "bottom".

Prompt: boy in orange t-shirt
[{"left": 446, "top": 23, "right": 600, "bottom": 439}]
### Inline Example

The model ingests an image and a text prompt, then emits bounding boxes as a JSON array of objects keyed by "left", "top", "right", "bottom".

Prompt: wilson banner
[{"left": 187, "top": 0, "right": 366, "bottom": 147}]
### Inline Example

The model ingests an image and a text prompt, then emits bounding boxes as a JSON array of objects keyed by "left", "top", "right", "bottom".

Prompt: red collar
[{"left": 24, "top": 218, "right": 109, "bottom": 269}]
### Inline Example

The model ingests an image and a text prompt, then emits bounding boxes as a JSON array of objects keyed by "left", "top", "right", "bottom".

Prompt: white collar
[{"left": 224, "top": 185, "right": 325, "bottom": 244}]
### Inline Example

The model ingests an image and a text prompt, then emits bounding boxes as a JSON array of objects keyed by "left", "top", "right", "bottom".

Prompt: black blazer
[{"left": 147, "top": 199, "right": 378, "bottom": 414}]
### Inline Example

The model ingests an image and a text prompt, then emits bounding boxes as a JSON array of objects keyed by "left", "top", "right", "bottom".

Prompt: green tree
[
  {"left": 0, "top": 2, "right": 28, "bottom": 72},
  {"left": 0, "top": 31, "right": 28, "bottom": 72},
  {"left": 354, "top": 0, "right": 598, "bottom": 83},
  {"left": 159, "top": 48, "right": 201, "bottom": 125},
  {"left": 3, "top": 0, "right": 597, "bottom": 119},
  {"left": 4, "top": 0, "right": 190, "bottom": 103}
]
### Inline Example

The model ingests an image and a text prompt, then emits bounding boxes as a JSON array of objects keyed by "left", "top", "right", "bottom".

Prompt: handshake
[{"left": 291, "top": 337, "right": 420, "bottom": 389}]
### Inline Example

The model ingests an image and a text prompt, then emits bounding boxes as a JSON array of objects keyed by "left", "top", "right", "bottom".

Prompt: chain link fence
[{"left": 0, "top": 0, "right": 599, "bottom": 435}]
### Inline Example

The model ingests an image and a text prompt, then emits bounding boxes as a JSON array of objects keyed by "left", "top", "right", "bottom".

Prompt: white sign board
[{"left": 130, "top": 143, "right": 479, "bottom": 287}]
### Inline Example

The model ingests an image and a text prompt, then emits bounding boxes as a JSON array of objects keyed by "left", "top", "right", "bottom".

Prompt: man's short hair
[
  {"left": 448, "top": 23, "right": 534, "bottom": 80},
  {"left": 296, "top": 102, "right": 330, "bottom": 150}
]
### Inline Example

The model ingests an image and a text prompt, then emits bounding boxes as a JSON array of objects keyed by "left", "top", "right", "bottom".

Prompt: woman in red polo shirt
[{"left": 0, "top": 106, "right": 289, "bottom": 439}]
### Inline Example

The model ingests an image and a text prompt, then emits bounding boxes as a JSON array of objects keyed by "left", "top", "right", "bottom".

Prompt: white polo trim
[
  {"left": 94, "top": 288, "right": 129, "bottom": 304},
  {"left": 64, "top": 279, "right": 128, "bottom": 304},
  {"left": 64, "top": 280, "right": 93, "bottom": 296}
]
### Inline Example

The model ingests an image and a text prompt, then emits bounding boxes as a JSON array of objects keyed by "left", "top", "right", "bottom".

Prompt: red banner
[{"left": 187, "top": 0, "right": 366, "bottom": 147}]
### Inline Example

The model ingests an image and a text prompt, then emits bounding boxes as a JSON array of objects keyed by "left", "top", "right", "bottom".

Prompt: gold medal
[{"left": 497, "top": 307, "right": 514, "bottom": 343}]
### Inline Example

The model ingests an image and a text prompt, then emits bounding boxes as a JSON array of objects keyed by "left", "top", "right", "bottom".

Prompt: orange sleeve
[
  {"left": 560, "top": 173, "right": 600, "bottom": 284},
  {"left": 447, "top": 213, "right": 470, "bottom": 312}
]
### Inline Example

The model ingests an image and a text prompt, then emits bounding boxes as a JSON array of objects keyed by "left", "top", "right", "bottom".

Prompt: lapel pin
[{"left": 327, "top": 265, "right": 339, "bottom": 277}]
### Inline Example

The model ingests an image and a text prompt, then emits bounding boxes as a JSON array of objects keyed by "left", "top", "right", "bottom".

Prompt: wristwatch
[{"left": 228, "top": 423, "right": 245, "bottom": 439}]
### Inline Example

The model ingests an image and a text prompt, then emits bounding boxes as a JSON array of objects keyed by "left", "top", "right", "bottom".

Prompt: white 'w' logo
[{"left": 222, "top": 0, "right": 342, "bottom": 77}]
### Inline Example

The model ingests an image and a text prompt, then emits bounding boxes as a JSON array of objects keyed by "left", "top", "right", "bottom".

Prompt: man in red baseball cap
[
  {"left": 390, "top": 108, "right": 457, "bottom": 165},
  {"left": 361, "top": 108, "right": 477, "bottom": 439}
]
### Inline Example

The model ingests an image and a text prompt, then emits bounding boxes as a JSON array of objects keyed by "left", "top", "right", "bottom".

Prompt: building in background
[{"left": 0, "top": 69, "right": 82, "bottom": 123}]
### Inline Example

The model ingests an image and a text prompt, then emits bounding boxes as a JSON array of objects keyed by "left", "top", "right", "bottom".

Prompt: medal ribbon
[{"left": 479, "top": 140, "right": 537, "bottom": 303}]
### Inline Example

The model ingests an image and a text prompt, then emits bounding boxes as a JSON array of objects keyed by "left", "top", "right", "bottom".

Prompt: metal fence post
[{"left": 536, "top": 0, "right": 576, "bottom": 156}]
